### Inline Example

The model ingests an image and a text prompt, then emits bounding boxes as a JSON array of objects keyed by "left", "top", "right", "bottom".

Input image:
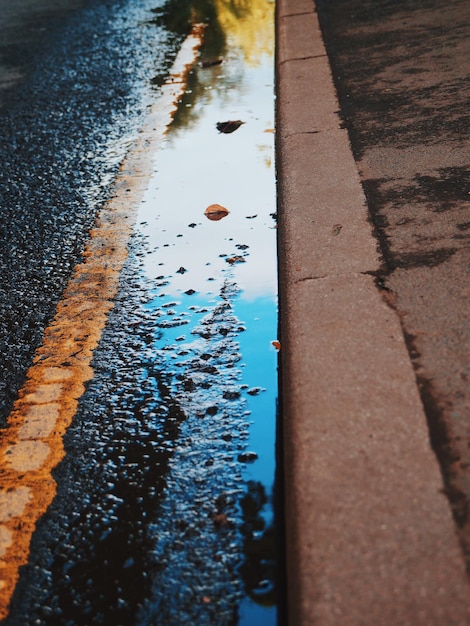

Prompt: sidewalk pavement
[{"left": 276, "top": 0, "right": 470, "bottom": 623}]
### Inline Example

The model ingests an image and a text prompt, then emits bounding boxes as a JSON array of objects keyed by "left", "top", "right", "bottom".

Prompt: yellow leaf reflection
[{"left": 214, "top": 0, "right": 274, "bottom": 65}]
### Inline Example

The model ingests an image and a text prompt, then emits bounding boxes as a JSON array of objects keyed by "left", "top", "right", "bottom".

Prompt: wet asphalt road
[
  {"left": 0, "top": 1, "right": 280, "bottom": 623},
  {"left": 0, "top": 0, "right": 183, "bottom": 424},
  {"left": 316, "top": 0, "right": 470, "bottom": 563},
  {"left": 0, "top": 1, "right": 185, "bottom": 621}
]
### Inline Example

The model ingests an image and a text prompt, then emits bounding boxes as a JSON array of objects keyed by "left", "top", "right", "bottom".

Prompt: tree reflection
[
  {"left": 150, "top": 0, "right": 226, "bottom": 55},
  {"left": 150, "top": 0, "right": 274, "bottom": 63},
  {"left": 239, "top": 481, "right": 278, "bottom": 607}
]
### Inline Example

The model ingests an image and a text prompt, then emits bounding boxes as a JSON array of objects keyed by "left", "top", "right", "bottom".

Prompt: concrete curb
[{"left": 276, "top": 0, "right": 470, "bottom": 623}]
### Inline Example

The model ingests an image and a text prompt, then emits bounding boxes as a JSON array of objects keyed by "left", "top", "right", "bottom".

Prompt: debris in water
[
  {"left": 213, "top": 513, "right": 230, "bottom": 528},
  {"left": 223, "top": 390, "right": 241, "bottom": 400},
  {"left": 246, "top": 214, "right": 257, "bottom": 219},
  {"left": 332, "top": 223, "right": 343, "bottom": 236},
  {"left": 176, "top": 267, "right": 187, "bottom": 274},
  {"left": 201, "top": 58, "right": 223, "bottom": 68},
  {"left": 226, "top": 256, "right": 245, "bottom": 265},
  {"left": 238, "top": 452, "right": 258, "bottom": 463},
  {"left": 204, "top": 204, "right": 230, "bottom": 221},
  {"left": 216, "top": 120, "right": 245, "bottom": 134},
  {"left": 184, "top": 289, "right": 196, "bottom": 296},
  {"left": 271, "top": 340, "right": 281, "bottom": 351}
]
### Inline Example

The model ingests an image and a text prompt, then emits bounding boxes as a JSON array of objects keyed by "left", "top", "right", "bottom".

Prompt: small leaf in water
[
  {"left": 204, "top": 204, "right": 230, "bottom": 221},
  {"left": 213, "top": 513, "right": 229, "bottom": 527},
  {"left": 226, "top": 256, "right": 245, "bottom": 265},
  {"left": 332, "top": 223, "right": 342, "bottom": 236},
  {"left": 271, "top": 340, "right": 281, "bottom": 351},
  {"left": 201, "top": 58, "right": 223, "bottom": 68},
  {"left": 216, "top": 120, "right": 245, "bottom": 134}
]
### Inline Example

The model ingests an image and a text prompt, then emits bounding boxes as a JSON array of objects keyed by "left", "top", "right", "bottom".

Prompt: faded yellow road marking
[{"left": 0, "top": 24, "right": 204, "bottom": 619}]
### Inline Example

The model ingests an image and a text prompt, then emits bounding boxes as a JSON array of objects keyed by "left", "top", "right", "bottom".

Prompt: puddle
[{"left": 133, "top": 0, "right": 279, "bottom": 622}]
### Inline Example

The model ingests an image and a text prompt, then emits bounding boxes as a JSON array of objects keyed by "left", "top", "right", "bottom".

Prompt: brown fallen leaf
[
  {"left": 201, "top": 58, "right": 223, "bottom": 68},
  {"left": 213, "top": 513, "right": 229, "bottom": 527},
  {"left": 271, "top": 340, "right": 281, "bottom": 351},
  {"left": 226, "top": 256, "right": 245, "bottom": 265},
  {"left": 216, "top": 120, "right": 245, "bottom": 134},
  {"left": 204, "top": 204, "right": 230, "bottom": 221}
]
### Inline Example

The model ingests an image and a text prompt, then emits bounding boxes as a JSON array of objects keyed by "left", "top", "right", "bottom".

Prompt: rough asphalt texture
[
  {"left": 0, "top": 0, "right": 182, "bottom": 423},
  {"left": 5, "top": 256, "right": 266, "bottom": 625},
  {"left": 277, "top": 0, "right": 470, "bottom": 623}
]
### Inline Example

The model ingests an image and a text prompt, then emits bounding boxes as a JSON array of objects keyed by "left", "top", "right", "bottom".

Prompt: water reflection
[
  {"left": 150, "top": 0, "right": 274, "bottom": 65},
  {"left": 140, "top": 58, "right": 276, "bottom": 300},
  {"left": 214, "top": 0, "right": 274, "bottom": 65},
  {"left": 239, "top": 481, "right": 278, "bottom": 605},
  {"left": 136, "top": 0, "right": 278, "bottom": 622}
]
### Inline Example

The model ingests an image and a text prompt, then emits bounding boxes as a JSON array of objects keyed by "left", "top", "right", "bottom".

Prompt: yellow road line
[{"left": 0, "top": 24, "right": 204, "bottom": 619}]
